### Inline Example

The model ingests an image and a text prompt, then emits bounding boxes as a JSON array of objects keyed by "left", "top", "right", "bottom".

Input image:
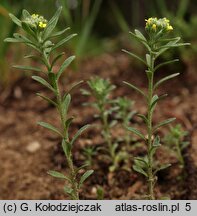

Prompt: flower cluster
[
  {"left": 145, "top": 17, "right": 173, "bottom": 35},
  {"left": 24, "top": 13, "right": 47, "bottom": 30}
]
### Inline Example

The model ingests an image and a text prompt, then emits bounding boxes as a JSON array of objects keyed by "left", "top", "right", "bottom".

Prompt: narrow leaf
[
  {"left": 50, "top": 27, "right": 70, "bottom": 38},
  {"left": 123, "top": 81, "right": 146, "bottom": 98},
  {"left": 146, "top": 54, "right": 151, "bottom": 67},
  {"left": 70, "top": 125, "right": 91, "bottom": 146},
  {"left": 150, "top": 95, "right": 159, "bottom": 111},
  {"left": 65, "top": 117, "right": 74, "bottom": 130},
  {"left": 153, "top": 135, "right": 160, "bottom": 147},
  {"left": 122, "top": 49, "right": 147, "bottom": 66},
  {"left": 57, "top": 56, "right": 75, "bottom": 80},
  {"left": 43, "top": 7, "right": 62, "bottom": 40},
  {"left": 154, "top": 59, "right": 179, "bottom": 72},
  {"left": 133, "top": 165, "right": 148, "bottom": 177},
  {"left": 66, "top": 80, "right": 84, "bottom": 95},
  {"left": 62, "top": 139, "right": 71, "bottom": 158},
  {"left": 4, "top": 38, "right": 22, "bottom": 43},
  {"left": 154, "top": 164, "right": 171, "bottom": 175},
  {"left": 137, "top": 114, "right": 148, "bottom": 125},
  {"left": 150, "top": 94, "right": 168, "bottom": 110},
  {"left": 153, "top": 118, "right": 176, "bottom": 132},
  {"left": 62, "top": 94, "right": 71, "bottom": 116},
  {"left": 126, "top": 126, "right": 145, "bottom": 140},
  {"left": 154, "top": 73, "right": 180, "bottom": 89},
  {"left": 51, "top": 52, "right": 65, "bottom": 68},
  {"left": 52, "top": 34, "right": 77, "bottom": 51},
  {"left": 37, "top": 121, "right": 62, "bottom": 136},
  {"left": 36, "top": 93, "right": 57, "bottom": 106},
  {"left": 9, "top": 13, "right": 21, "bottom": 27},
  {"left": 79, "top": 170, "right": 94, "bottom": 188},
  {"left": 13, "top": 65, "right": 42, "bottom": 73},
  {"left": 64, "top": 186, "right": 73, "bottom": 195},
  {"left": 32, "top": 76, "right": 55, "bottom": 92},
  {"left": 22, "top": 9, "right": 31, "bottom": 19},
  {"left": 13, "top": 33, "right": 33, "bottom": 44},
  {"left": 135, "top": 29, "right": 147, "bottom": 42},
  {"left": 48, "top": 170, "right": 71, "bottom": 182}
]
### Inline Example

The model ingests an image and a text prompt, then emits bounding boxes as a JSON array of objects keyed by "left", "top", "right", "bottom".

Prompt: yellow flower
[
  {"left": 39, "top": 21, "right": 47, "bottom": 28},
  {"left": 164, "top": 17, "right": 170, "bottom": 23},
  {"left": 31, "top": 14, "right": 39, "bottom": 19},
  {"left": 167, "top": 25, "right": 173, "bottom": 31},
  {"left": 152, "top": 24, "right": 157, "bottom": 31},
  {"left": 145, "top": 18, "right": 153, "bottom": 24}
]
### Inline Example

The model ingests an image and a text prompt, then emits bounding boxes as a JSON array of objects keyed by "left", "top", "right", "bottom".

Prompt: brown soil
[{"left": 0, "top": 53, "right": 196, "bottom": 199}]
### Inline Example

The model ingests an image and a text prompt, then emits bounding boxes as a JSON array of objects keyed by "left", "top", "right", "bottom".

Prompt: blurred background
[
  {"left": 0, "top": 0, "right": 196, "bottom": 87},
  {"left": 0, "top": 0, "right": 197, "bottom": 200}
]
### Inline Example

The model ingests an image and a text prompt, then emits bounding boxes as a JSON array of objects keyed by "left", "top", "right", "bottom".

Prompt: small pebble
[{"left": 26, "top": 141, "right": 41, "bottom": 153}]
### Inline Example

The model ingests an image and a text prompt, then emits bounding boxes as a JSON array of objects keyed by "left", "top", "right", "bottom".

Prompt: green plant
[
  {"left": 82, "top": 77, "right": 128, "bottom": 172},
  {"left": 114, "top": 97, "right": 136, "bottom": 147},
  {"left": 96, "top": 186, "right": 104, "bottom": 200},
  {"left": 5, "top": 7, "right": 93, "bottom": 200},
  {"left": 81, "top": 77, "right": 116, "bottom": 163},
  {"left": 123, "top": 17, "right": 189, "bottom": 199},
  {"left": 164, "top": 124, "right": 189, "bottom": 168},
  {"left": 83, "top": 146, "right": 98, "bottom": 166}
]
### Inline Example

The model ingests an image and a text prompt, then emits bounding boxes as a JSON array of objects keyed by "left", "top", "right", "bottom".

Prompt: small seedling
[
  {"left": 5, "top": 7, "right": 93, "bottom": 200},
  {"left": 114, "top": 97, "right": 136, "bottom": 147},
  {"left": 81, "top": 77, "right": 124, "bottom": 171},
  {"left": 83, "top": 146, "right": 98, "bottom": 167},
  {"left": 164, "top": 124, "right": 189, "bottom": 168},
  {"left": 123, "top": 17, "right": 189, "bottom": 199}
]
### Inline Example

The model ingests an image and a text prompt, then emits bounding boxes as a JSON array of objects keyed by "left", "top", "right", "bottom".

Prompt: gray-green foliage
[
  {"left": 81, "top": 77, "right": 117, "bottom": 168},
  {"left": 164, "top": 124, "right": 189, "bottom": 168},
  {"left": 82, "top": 77, "right": 130, "bottom": 172},
  {"left": 114, "top": 97, "right": 136, "bottom": 147},
  {"left": 123, "top": 17, "right": 189, "bottom": 199},
  {"left": 83, "top": 146, "right": 98, "bottom": 167},
  {"left": 5, "top": 7, "right": 93, "bottom": 200}
]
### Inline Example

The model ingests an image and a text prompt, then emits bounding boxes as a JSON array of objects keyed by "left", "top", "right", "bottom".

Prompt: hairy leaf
[
  {"left": 154, "top": 73, "right": 180, "bottom": 89},
  {"left": 64, "top": 186, "right": 73, "bottom": 195},
  {"left": 14, "top": 65, "right": 42, "bottom": 73},
  {"left": 122, "top": 49, "right": 147, "bottom": 66},
  {"left": 52, "top": 34, "right": 77, "bottom": 50},
  {"left": 50, "top": 27, "right": 70, "bottom": 38},
  {"left": 133, "top": 165, "right": 148, "bottom": 177},
  {"left": 37, "top": 121, "right": 62, "bottom": 136},
  {"left": 43, "top": 7, "right": 62, "bottom": 40},
  {"left": 153, "top": 118, "right": 176, "bottom": 132},
  {"left": 62, "top": 94, "right": 71, "bottom": 116},
  {"left": 32, "top": 76, "right": 55, "bottom": 92},
  {"left": 57, "top": 56, "right": 75, "bottom": 80},
  {"left": 79, "top": 170, "right": 94, "bottom": 188},
  {"left": 126, "top": 126, "right": 145, "bottom": 140},
  {"left": 51, "top": 52, "right": 65, "bottom": 68},
  {"left": 48, "top": 170, "right": 71, "bottom": 182},
  {"left": 36, "top": 93, "right": 57, "bottom": 106},
  {"left": 9, "top": 13, "right": 21, "bottom": 27},
  {"left": 123, "top": 81, "right": 146, "bottom": 98},
  {"left": 154, "top": 59, "right": 179, "bottom": 72},
  {"left": 137, "top": 114, "right": 148, "bottom": 125},
  {"left": 70, "top": 125, "right": 91, "bottom": 146}
]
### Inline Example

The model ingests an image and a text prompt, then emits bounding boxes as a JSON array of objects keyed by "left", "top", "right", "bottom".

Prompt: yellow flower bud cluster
[
  {"left": 24, "top": 13, "right": 47, "bottom": 30},
  {"left": 145, "top": 17, "right": 173, "bottom": 34}
]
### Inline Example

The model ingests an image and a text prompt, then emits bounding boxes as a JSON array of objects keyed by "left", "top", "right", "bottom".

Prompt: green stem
[
  {"left": 147, "top": 52, "right": 155, "bottom": 200},
  {"left": 101, "top": 105, "right": 115, "bottom": 163},
  {"left": 56, "top": 78, "right": 79, "bottom": 200},
  {"left": 175, "top": 140, "right": 184, "bottom": 168},
  {"left": 42, "top": 50, "right": 79, "bottom": 200}
]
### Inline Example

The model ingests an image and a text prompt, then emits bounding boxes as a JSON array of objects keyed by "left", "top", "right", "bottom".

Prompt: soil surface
[{"left": 0, "top": 53, "right": 196, "bottom": 199}]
